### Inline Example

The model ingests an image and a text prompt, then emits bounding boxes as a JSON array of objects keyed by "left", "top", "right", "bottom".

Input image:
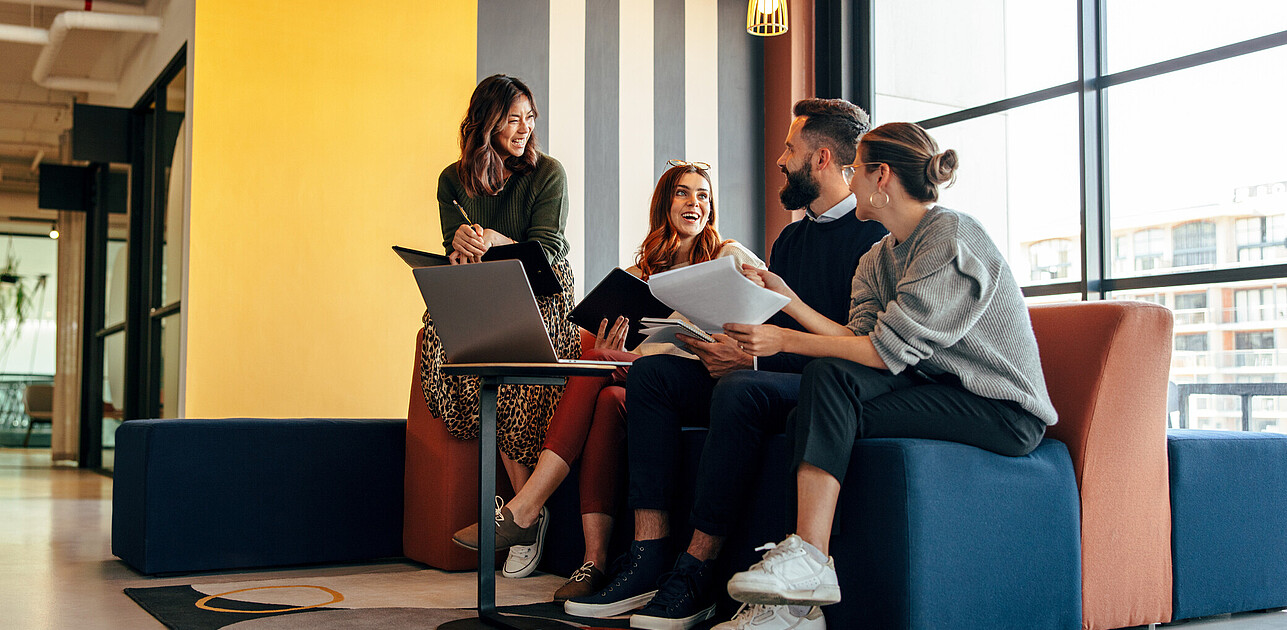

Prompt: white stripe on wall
[
  {"left": 549, "top": 0, "right": 588, "bottom": 297},
  {"left": 618, "top": 0, "right": 655, "bottom": 269},
  {"left": 685, "top": 0, "right": 721, "bottom": 223}
]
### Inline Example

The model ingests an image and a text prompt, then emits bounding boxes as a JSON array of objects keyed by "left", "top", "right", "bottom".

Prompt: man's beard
[{"left": 779, "top": 162, "right": 821, "bottom": 211}]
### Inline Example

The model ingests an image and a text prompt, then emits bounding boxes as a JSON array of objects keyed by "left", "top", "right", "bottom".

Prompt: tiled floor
[
  {"left": 1, "top": 446, "right": 1285, "bottom": 629},
  {"left": 0, "top": 447, "right": 562, "bottom": 629}
]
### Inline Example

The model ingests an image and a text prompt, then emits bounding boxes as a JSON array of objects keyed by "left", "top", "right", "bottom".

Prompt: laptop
[
  {"left": 413, "top": 259, "right": 631, "bottom": 366},
  {"left": 394, "top": 242, "right": 562, "bottom": 296}
]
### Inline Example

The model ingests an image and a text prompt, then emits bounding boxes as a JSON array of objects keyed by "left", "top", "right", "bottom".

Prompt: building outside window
[
  {"left": 1233, "top": 287, "right": 1287, "bottom": 323},
  {"left": 1113, "top": 235, "right": 1131, "bottom": 276},
  {"left": 1028, "top": 238, "right": 1072, "bottom": 281},
  {"left": 1173, "top": 291, "right": 1207, "bottom": 325},
  {"left": 1233, "top": 330, "right": 1275, "bottom": 368},
  {"left": 1133, "top": 229, "right": 1165, "bottom": 271},
  {"left": 1171, "top": 222, "right": 1216, "bottom": 268},
  {"left": 1235, "top": 215, "right": 1287, "bottom": 263}
]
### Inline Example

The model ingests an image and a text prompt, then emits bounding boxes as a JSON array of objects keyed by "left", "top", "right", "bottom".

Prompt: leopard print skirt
[{"left": 419, "top": 258, "right": 580, "bottom": 467}]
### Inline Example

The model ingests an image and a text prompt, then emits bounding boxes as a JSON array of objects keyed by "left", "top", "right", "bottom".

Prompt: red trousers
[{"left": 541, "top": 347, "right": 637, "bottom": 515}]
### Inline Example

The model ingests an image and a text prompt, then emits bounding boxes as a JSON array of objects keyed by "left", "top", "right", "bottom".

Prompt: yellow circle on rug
[{"left": 195, "top": 585, "right": 345, "bottom": 613}]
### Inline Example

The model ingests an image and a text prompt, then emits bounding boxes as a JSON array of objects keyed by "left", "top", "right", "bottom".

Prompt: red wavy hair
[{"left": 634, "top": 165, "right": 731, "bottom": 279}]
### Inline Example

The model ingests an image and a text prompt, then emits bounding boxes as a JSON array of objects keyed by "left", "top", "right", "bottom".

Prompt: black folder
[
  {"left": 570, "top": 268, "right": 674, "bottom": 348},
  {"left": 392, "top": 241, "right": 562, "bottom": 296}
]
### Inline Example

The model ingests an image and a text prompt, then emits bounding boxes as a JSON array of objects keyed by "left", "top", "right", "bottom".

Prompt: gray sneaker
[
  {"left": 451, "top": 497, "right": 543, "bottom": 552},
  {"left": 502, "top": 506, "right": 549, "bottom": 578}
]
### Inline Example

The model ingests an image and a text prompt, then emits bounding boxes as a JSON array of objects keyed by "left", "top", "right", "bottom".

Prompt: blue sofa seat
[
  {"left": 112, "top": 417, "right": 406, "bottom": 575},
  {"left": 1168, "top": 429, "right": 1287, "bottom": 621},
  {"left": 539, "top": 430, "right": 1081, "bottom": 629},
  {"left": 827, "top": 437, "right": 1082, "bottom": 630}
]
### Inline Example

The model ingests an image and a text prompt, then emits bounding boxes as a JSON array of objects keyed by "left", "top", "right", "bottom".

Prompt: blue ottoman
[
  {"left": 1168, "top": 429, "right": 1287, "bottom": 620},
  {"left": 113, "top": 418, "right": 406, "bottom": 574},
  {"left": 826, "top": 438, "right": 1082, "bottom": 630}
]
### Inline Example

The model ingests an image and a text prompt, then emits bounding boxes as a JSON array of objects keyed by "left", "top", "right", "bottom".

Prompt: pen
[{"left": 452, "top": 199, "right": 473, "bottom": 226}]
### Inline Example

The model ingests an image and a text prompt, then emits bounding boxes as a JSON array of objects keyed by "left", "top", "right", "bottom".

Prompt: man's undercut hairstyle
[{"left": 792, "top": 99, "right": 871, "bottom": 168}]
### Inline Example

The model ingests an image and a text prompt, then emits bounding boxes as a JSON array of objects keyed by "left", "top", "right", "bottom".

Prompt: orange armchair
[{"left": 1032, "top": 301, "right": 1175, "bottom": 629}]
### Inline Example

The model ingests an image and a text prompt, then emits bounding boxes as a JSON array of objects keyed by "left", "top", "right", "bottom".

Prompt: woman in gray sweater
[{"left": 717, "top": 122, "right": 1056, "bottom": 626}]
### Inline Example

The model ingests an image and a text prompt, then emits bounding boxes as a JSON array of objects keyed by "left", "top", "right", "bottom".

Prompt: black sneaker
[
  {"left": 564, "top": 539, "right": 669, "bottom": 618},
  {"left": 629, "top": 552, "right": 717, "bottom": 630}
]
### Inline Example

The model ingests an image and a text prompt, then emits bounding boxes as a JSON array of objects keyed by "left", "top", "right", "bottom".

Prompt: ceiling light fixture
[
  {"left": 49, "top": 223, "right": 59, "bottom": 240},
  {"left": 747, "top": 0, "right": 788, "bottom": 36}
]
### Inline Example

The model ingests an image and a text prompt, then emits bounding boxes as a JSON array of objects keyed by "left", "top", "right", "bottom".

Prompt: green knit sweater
[{"left": 436, "top": 154, "right": 570, "bottom": 264}]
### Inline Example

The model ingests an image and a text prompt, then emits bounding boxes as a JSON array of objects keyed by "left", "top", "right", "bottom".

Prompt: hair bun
[{"left": 926, "top": 149, "right": 959, "bottom": 187}]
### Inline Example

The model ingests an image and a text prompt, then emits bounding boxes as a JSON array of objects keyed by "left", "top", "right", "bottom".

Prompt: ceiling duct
[{"left": 31, "top": 11, "right": 163, "bottom": 93}]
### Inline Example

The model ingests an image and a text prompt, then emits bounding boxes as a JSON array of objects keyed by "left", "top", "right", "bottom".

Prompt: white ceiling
[{"left": 0, "top": 0, "right": 149, "bottom": 203}]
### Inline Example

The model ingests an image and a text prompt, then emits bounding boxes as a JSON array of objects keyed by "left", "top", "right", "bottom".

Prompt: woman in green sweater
[{"left": 418, "top": 74, "right": 579, "bottom": 573}]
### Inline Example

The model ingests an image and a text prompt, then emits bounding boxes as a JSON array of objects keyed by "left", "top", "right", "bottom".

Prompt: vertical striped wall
[{"left": 477, "top": 0, "right": 764, "bottom": 297}]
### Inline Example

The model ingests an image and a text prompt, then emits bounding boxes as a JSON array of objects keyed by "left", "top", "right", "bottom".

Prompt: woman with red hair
[{"left": 451, "top": 160, "right": 763, "bottom": 601}]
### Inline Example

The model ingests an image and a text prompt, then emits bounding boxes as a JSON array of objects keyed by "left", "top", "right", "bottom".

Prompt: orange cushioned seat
[{"left": 1032, "top": 301, "right": 1174, "bottom": 629}]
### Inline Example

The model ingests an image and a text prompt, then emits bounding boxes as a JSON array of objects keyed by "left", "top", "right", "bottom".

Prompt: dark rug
[{"left": 124, "top": 584, "right": 634, "bottom": 630}]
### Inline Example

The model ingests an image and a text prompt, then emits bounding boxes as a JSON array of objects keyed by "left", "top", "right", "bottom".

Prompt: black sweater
[{"left": 758, "top": 210, "right": 888, "bottom": 373}]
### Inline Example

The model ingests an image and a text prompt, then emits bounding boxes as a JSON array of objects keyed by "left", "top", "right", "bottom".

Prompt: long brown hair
[
  {"left": 635, "top": 165, "right": 731, "bottom": 279},
  {"left": 457, "top": 74, "right": 541, "bottom": 198}
]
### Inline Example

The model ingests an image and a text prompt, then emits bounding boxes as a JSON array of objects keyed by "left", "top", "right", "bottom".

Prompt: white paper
[{"left": 646, "top": 256, "right": 791, "bottom": 332}]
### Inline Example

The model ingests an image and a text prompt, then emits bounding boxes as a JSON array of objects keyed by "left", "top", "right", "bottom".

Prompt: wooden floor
[{"left": 0, "top": 446, "right": 1284, "bottom": 629}]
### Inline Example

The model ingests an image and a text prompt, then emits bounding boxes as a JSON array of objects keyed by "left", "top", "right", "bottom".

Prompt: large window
[{"left": 866, "top": 1, "right": 1287, "bottom": 432}]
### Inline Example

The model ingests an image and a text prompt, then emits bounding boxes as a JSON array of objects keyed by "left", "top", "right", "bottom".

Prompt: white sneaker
[
  {"left": 501, "top": 506, "right": 548, "bottom": 578},
  {"left": 713, "top": 603, "right": 826, "bottom": 629},
  {"left": 726, "top": 535, "right": 840, "bottom": 606}
]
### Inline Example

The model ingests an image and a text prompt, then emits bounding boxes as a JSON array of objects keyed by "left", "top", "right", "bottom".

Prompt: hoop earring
[{"left": 869, "top": 191, "right": 890, "bottom": 209}]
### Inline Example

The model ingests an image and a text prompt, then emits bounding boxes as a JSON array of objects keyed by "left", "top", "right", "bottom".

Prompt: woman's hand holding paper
[
  {"left": 742, "top": 265, "right": 799, "bottom": 303},
  {"left": 723, "top": 322, "right": 791, "bottom": 357}
]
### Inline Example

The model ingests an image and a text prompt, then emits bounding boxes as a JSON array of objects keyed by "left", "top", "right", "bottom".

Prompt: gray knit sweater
[{"left": 845, "top": 206, "right": 1057, "bottom": 425}]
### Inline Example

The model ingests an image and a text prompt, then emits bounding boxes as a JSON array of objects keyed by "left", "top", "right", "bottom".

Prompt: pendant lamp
[{"left": 747, "top": 0, "right": 789, "bottom": 36}]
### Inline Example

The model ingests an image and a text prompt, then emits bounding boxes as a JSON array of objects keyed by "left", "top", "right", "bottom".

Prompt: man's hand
[{"left": 679, "top": 332, "right": 754, "bottom": 378}]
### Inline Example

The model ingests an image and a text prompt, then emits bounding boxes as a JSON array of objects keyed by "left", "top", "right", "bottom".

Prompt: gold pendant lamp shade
[{"left": 746, "top": 0, "right": 789, "bottom": 36}]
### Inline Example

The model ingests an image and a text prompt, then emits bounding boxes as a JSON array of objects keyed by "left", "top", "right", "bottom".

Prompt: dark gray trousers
[{"left": 790, "top": 357, "right": 1046, "bottom": 485}]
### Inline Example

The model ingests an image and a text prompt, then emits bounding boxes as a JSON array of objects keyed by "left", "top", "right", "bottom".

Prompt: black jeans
[
  {"left": 790, "top": 357, "right": 1046, "bottom": 485},
  {"left": 626, "top": 354, "right": 802, "bottom": 537}
]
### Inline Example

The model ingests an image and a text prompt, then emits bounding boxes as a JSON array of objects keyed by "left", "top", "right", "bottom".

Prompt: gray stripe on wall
[
  {"left": 585, "top": 0, "right": 620, "bottom": 284},
  {"left": 477, "top": 0, "right": 551, "bottom": 134},
  {"left": 718, "top": 0, "right": 765, "bottom": 256},
  {"left": 653, "top": 0, "right": 685, "bottom": 183}
]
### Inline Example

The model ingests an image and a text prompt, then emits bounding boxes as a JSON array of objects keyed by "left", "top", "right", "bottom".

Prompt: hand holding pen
[{"left": 449, "top": 199, "right": 489, "bottom": 264}]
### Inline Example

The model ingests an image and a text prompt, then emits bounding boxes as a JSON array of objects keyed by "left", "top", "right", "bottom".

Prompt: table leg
[
  {"left": 479, "top": 377, "right": 499, "bottom": 619},
  {"left": 440, "top": 377, "right": 573, "bottom": 630}
]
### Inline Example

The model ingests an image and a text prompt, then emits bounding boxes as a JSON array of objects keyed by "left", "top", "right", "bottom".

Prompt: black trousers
[
  {"left": 626, "top": 354, "right": 802, "bottom": 537},
  {"left": 790, "top": 357, "right": 1046, "bottom": 485}
]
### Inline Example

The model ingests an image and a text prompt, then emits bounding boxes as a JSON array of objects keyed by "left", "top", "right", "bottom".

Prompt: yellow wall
[{"left": 187, "top": 1, "right": 476, "bottom": 417}]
